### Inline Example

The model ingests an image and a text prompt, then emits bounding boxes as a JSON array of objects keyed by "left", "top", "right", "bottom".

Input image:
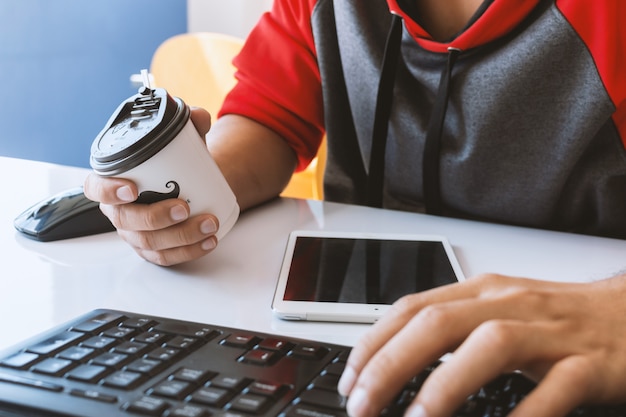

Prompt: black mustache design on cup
[{"left": 135, "top": 181, "right": 180, "bottom": 204}]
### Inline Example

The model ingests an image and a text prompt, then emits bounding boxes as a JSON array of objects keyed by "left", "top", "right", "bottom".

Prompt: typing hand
[
  {"left": 337, "top": 273, "right": 626, "bottom": 417},
  {"left": 83, "top": 108, "right": 220, "bottom": 266}
]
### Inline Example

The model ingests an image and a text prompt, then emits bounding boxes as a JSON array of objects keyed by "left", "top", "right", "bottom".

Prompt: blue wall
[{"left": 0, "top": 1, "right": 187, "bottom": 168}]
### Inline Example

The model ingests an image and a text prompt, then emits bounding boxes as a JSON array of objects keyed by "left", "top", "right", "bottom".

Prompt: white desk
[{"left": 2, "top": 156, "right": 625, "bottom": 352}]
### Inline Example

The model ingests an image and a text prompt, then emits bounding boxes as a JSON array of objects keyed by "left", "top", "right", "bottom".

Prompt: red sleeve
[
  {"left": 556, "top": 0, "right": 626, "bottom": 147},
  {"left": 218, "top": 0, "right": 324, "bottom": 171}
]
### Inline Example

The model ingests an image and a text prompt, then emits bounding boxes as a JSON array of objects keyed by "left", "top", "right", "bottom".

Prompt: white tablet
[{"left": 271, "top": 230, "right": 465, "bottom": 323}]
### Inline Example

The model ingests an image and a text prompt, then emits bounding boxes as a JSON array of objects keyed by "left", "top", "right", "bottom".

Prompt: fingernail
[
  {"left": 200, "top": 218, "right": 218, "bottom": 234},
  {"left": 338, "top": 366, "right": 356, "bottom": 396},
  {"left": 201, "top": 237, "right": 216, "bottom": 251},
  {"left": 170, "top": 205, "right": 188, "bottom": 221},
  {"left": 406, "top": 404, "right": 428, "bottom": 417},
  {"left": 346, "top": 388, "right": 371, "bottom": 417},
  {"left": 116, "top": 185, "right": 134, "bottom": 202}
]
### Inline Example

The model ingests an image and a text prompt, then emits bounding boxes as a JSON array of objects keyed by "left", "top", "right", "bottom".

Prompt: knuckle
[
  {"left": 501, "top": 286, "right": 549, "bottom": 311},
  {"left": 473, "top": 273, "right": 502, "bottom": 286},
  {"left": 392, "top": 294, "right": 415, "bottom": 312},
  {"left": 136, "top": 232, "right": 157, "bottom": 250},
  {"left": 473, "top": 320, "right": 516, "bottom": 350},
  {"left": 143, "top": 208, "right": 164, "bottom": 230},
  {"left": 144, "top": 249, "right": 172, "bottom": 267},
  {"left": 473, "top": 273, "right": 520, "bottom": 293},
  {"left": 556, "top": 356, "right": 595, "bottom": 386},
  {"left": 391, "top": 293, "right": 423, "bottom": 317},
  {"left": 173, "top": 226, "right": 194, "bottom": 246},
  {"left": 415, "top": 304, "right": 453, "bottom": 329},
  {"left": 368, "top": 354, "right": 401, "bottom": 382}
]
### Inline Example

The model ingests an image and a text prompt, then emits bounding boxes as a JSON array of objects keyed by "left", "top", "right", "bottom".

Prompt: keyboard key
[
  {"left": 102, "top": 370, "right": 144, "bottom": 389},
  {"left": 66, "top": 364, "right": 109, "bottom": 383},
  {"left": 102, "top": 326, "right": 137, "bottom": 339},
  {"left": 230, "top": 392, "right": 270, "bottom": 413},
  {"left": 121, "top": 317, "right": 155, "bottom": 330},
  {"left": 289, "top": 344, "right": 329, "bottom": 360},
  {"left": 57, "top": 346, "right": 95, "bottom": 361},
  {"left": 210, "top": 374, "right": 251, "bottom": 392},
  {"left": 126, "top": 358, "right": 164, "bottom": 376},
  {"left": 214, "top": 412, "right": 249, "bottom": 417},
  {"left": 283, "top": 403, "right": 348, "bottom": 417},
  {"left": 124, "top": 396, "right": 169, "bottom": 416},
  {"left": 91, "top": 352, "right": 130, "bottom": 368},
  {"left": 311, "top": 373, "right": 341, "bottom": 391},
  {"left": 190, "top": 386, "right": 231, "bottom": 407},
  {"left": 222, "top": 334, "right": 261, "bottom": 349},
  {"left": 112, "top": 341, "right": 150, "bottom": 356},
  {"left": 171, "top": 367, "right": 216, "bottom": 385},
  {"left": 298, "top": 388, "right": 347, "bottom": 411},
  {"left": 247, "top": 380, "right": 286, "bottom": 398},
  {"left": 27, "top": 331, "right": 83, "bottom": 355},
  {"left": 166, "top": 336, "right": 199, "bottom": 350},
  {"left": 0, "top": 371, "right": 63, "bottom": 392},
  {"left": 149, "top": 379, "right": 193, "bottom": 400},
  {"left": 258, "top": 338, "right": 292, "bottom": 352},
  {"left": 0, "top": 351, "right": 39, "bottom": 369},
  {"left": 69, "top": 388, "right": 117, "bottom": 403},
  {"left": 168, "top": 404, "right": 212, "bottom": 417},
  {"left": 241, "top": 349, "right": 279, "bottom": 365},
  {"left": 145, "top": 347, "right": 180, "bottom": 362},
  {"left": 152, "top": 322, "right": 217, "bottom": 339},
  {"left": 31, "top": 358, "right": 73, "bottom": 376},
  {"left": 71, "top": 312, "right": 125, "bottom": 334},
  {"left": 323, "top": 360, "right": 346, "bottom": 376},
  {"left": 134, "top": 331, "right": 169, "bottom": 345},
  {"left": 81, "top": 335, "right": 116, "bottom": 350}
]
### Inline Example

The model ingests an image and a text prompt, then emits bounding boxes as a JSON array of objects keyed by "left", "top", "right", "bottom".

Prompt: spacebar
[{"left": 0, "top": 371, "right": 63, "bottom": 392}]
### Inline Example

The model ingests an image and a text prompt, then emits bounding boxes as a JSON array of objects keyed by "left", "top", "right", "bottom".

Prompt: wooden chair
[{"left": 150, "top": 32, "right": 324, "bottom": 200}]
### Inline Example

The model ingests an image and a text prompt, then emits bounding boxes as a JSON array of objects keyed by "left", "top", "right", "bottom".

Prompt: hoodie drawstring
[
  {"left": 367, "top": 14, "right": 461, "bottom": 215},
  {"left": 367, "top": 13, "right": 403, "bottom": 208},
  {"left": 422, "top": 47, "right": 461, "bottom": 215}
]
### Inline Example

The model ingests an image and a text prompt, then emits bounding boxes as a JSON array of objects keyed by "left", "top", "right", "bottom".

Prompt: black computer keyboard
[{"left": 0, "top": 309, "right": 624, "bottom": 417}]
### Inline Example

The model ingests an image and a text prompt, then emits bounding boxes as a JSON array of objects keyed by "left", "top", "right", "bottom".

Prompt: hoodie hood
[{"left": 387, "top": 0, "right": 543, "bottom": 52}]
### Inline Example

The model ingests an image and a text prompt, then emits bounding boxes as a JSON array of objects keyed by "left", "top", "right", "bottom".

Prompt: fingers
[
  {"left": 118, "top": 212, "right": 217, "bottom": 251},
  {"left": 131, "top": 232, "right": 218, "bottom": 266},
  {"left": 339, "top": 277, "right": 595, "bottom": 417},
  {"left": 338, "top": 275, "right": 514, "bottom": 396},
  {"left": 84, "top": 171, "right": 220, "bottom": 266},
  {"left": 105, "top": 201, "right": 220, "bottom": 266},
  {"left": 99, "top": 197, "right": 190, "bottom": 232},
  {"left": 342, "top": 295, "right": 527, "bottom": 417},
  {"left": 509, "top": 355, "right": 595, "bottom": 417},
  {"left": 411, "top": 319, "right": 568, "bottom": 417},
  {"left": 84, "top": 172, "right": 137, "bottom": 204}
]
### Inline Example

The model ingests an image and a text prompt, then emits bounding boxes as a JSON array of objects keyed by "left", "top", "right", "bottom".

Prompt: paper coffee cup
[{"left": 90, "top": 87, "right": 239, "bottom": 240}]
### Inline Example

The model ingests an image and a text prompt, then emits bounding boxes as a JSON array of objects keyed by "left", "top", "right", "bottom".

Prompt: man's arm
[{"left": 206, "top": 114, "right": 297, "bottom": 211}]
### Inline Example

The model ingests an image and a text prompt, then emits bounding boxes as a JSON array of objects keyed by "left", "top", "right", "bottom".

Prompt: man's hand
[
  {"left": 338, "top": 273, "right": 626, "bottom": 417},
  {"left": 83, "top": 107, "right": 220, "bottom": 266}
]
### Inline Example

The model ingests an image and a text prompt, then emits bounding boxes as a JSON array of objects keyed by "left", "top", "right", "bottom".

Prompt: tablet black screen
[{"left": 283, "top": 236, "right": 459, "bottom": 304}]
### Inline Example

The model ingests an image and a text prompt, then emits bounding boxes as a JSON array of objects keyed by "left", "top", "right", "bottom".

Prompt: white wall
[{"left": 188, "top": 0, "right": 273, "bottom": 39}]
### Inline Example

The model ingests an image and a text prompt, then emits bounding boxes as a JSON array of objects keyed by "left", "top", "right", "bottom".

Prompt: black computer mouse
[{"left": 14, "top": 186, "right": 116, "bottom": 242}]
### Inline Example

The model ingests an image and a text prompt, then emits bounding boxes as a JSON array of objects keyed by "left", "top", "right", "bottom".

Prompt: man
[{"left": 85, "top": 0, "right": 626, "bottom": 415}]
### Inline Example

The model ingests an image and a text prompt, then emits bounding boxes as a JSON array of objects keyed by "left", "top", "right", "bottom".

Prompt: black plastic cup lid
[{"left": 90, "top": 88, "right": 190, "bottom": 176}]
